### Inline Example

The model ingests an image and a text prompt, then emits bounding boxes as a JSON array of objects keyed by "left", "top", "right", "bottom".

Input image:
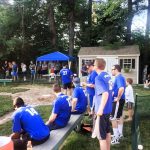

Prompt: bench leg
[{"left": 4, "top": 82, "right": 6, "bottom": 86}]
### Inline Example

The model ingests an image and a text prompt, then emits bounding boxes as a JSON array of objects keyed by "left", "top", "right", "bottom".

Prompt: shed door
[{"left": 105, "top": 57, "right": 118, "bottom": 75}]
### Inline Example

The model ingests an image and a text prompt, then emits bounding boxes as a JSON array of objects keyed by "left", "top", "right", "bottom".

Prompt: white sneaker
[
  {"left": 118, "top": 134, "right": 123, "bottom": 140},
  {"left": 111, "top": 137, "right": 120, "bottom": 145}
]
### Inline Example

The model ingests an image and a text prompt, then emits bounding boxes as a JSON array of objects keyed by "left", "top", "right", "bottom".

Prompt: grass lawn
[
  {"left": 0, "top": 96, "right": 13, "bottom": 116},
  {"left": 0, "top": 84, "right": 29, "bottom": 93}
]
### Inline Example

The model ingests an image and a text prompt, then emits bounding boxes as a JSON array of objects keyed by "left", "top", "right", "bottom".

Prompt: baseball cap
[{"left": 73, "top": 77, "right": 80, "bottom": 84}]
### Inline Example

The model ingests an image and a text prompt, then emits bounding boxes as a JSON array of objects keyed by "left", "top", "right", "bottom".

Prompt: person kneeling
[
  {"left": 46, "top": 84, "right": 71, "bottom": 130},
  {"left": 71, "top": 77, "right": 87, "bottom": 114},
  {"left": 11, "top": 97, "right": 50, "bottom": 150}
]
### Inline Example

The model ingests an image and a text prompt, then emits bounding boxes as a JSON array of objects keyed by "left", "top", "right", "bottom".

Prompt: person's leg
[
  {"left": 67, "top": 83, "right": 72, "bottom": 96},
  {"left": 117, "top": 100, "right": 125, "bottom": 137},
  {"left": 110, "top": 102, "right": 119, "bottom": 138},
  {"left": 106, "top": 133, "right": 111, "bottom": 150},
  {"left": 99, "top": 140, "right": 107, "bottom": 150},
  {"left": 47, "top": 122, "right": 63, "bottom": 131},
  {"left": 31, "top": 135, "right": 50, "bottom": 146},
  {"left": 12, "top": 134, "right": 28, "bottom": 150}
]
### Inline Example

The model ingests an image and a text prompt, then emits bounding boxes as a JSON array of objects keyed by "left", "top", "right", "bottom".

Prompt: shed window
[{"left": 119, "top": 59, "right": 135, "bottom": 69}]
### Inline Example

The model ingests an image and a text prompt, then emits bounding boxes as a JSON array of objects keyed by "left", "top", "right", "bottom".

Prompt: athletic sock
[
  {"left": 113, "top": 128, "right": 119, "bottom": 138},
  {"left": 118, "top": 124, "right": 123, "bottom": 135}
]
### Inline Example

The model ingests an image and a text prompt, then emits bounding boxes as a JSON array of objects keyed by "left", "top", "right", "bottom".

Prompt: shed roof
[{"left": 78, "top": 45, "right": 140, "bottom": 56}]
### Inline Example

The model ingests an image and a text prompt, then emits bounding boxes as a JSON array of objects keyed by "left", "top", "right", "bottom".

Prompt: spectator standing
[
  {"left": 21, "top": 63, "right": 27, "bottom": 81},
  {"left": 41, "top": 61, "right": 48, "bottom": 75},
  {"left": 46, "top": 84, "right": 71, "bottom": 130},
  {"left": 2, "top": 61, "right": 8, "bottom": 78},
  {"left": 11, "top": 61, "right": 18, "bottom": 81},
  {"left": 60, "top": 65, "right": 73, "bottom": 96},
  {"left": 71, "top": 77, "right": 87, "bottom": 114},
  {"left": 143, "top": 65, "right": 148, "bottom": 84},
  {"left": 110, "top": 64, "right": 126, "bottom": 144},
  {"left": 124, "top": 78, "right": 134, "bottom": 122},
  {"left": 81, "top": 63, "right": 88, "bottom": 76},
  {"left": 144, "top": 73, "right": 150, "bottom": 88},
  {"left": 11, "top": 97, "right": 50, "bottom": 150},
  {"left": 91, "top": 58, "right": 112, "bottom": 150},
  {"left": 37, "top": 61, "right": 42, "bottom": 79},
  {"left": 29, "top": 61, "right": 36, "bottom": 81}
]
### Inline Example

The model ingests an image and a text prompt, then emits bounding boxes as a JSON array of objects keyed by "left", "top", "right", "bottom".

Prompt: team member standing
[
  {"left": 11, "top": 97, "right": 50, "bottom": 150},
  {"left": 29, "top": 61, "right": 36, "bottom": 81},
  {"left": 110, "top": 64, "right": 126, "bottom": 144},
  {"left": 92, "top": 58, "right": 112, "bottom": 150},
  {"left": 71, "top": 77, "right": 87, "bottom": 114},
  {"left": 46, "top": 84, "right": 71, "bottom": 130},
  {"left": 82, "top": 62, "right": 98, "bottom": 114},
  {"left": 60, "top": 65, "right": 73, "bottom": 96},
  {"left": 124, "top": 78, "right": 134, "bottom": 121}
]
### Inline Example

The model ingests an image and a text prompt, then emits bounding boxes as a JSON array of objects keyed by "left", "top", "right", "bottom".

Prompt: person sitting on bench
[
  {"left": 11, "top": 97, "right": 50, "bottom": 150},
  {"left": 71, "top": 77, "right": 87, "bottom": 114},
  {"left": 46, "top": 84, "right": 71, "bottom": 130}
]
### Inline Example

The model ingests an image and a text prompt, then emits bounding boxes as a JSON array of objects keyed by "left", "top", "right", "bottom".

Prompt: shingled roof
[{"left": 78, "top": 45, "right": 140, "bottom": 56}]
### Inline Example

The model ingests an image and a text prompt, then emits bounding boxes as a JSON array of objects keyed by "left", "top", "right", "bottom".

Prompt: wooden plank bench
[
  {"left": 33, "top": 114, "right": 84, "bottom": 150},
  {"left": 0, "top": 79, "right": 12, "bottom": 86}
]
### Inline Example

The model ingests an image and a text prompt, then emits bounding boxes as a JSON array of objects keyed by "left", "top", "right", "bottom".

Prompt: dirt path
[{"left": 0, "top": 85, "right": 55, "bottom": 125}]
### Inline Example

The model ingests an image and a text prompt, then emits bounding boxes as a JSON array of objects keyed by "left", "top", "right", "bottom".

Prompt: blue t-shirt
[
  {"left": 86, "top": 70, "right": 98, "bottom": 96},
  {"left": 60, "top": 68, "right": 73, "bottom": 84},
  {"left": 94, "top": 72, "right": 113, "bottom": 114},
  {"left": 12, "top": 64, "right": 18, "bottom": 72},
  {"left": 52, "top": 94, "right": 71, "bottom": 127},
  {"left": 113, "top": 74, "right": 126, "bottom": 101},
  {"left": 12, "top": 106, "right": 50, "bottom": 140},
  {"left": 72, "top": 86, "right": 87, "bottom": 113}
]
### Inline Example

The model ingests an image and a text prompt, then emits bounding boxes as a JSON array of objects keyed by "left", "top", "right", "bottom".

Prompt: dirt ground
[{"left": 0, "top": 85, "right": 56, "bottom": 125}]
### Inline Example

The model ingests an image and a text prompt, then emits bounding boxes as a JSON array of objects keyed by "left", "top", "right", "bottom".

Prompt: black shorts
[
  {"left": 110, "top": 99, "right": 125, "bottom": 120},
  {"left": 126, "top": 102, "right": 134, "bottom": 109},
  {"left": 63, "top": 82, "right": 72, "bottom": 89},
  {"left": 93, "top": 114, "right": 111, "bottom": 140}
]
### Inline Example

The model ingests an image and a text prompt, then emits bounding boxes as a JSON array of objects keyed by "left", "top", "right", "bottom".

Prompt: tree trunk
[
  {"left": 146, "top": 0, "right": 150, "bottom": 39},
  {"left": 68, "top": 0, "right": 75, "bottom": 56},
  {"left": 126, "top": 0, "right": 133, "bottom": 44},
  {"left": 47, "top": 1, "right": 57, "bottom": 49}
]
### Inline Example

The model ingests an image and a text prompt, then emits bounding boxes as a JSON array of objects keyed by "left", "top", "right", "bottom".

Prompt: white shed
[{"left": 78, "top": 45, "right": 140, "bottom": 84}]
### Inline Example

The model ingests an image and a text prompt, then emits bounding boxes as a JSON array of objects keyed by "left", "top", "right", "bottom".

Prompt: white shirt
[{"left": 125, "top": 85, "right": 134, "bottom": 103}]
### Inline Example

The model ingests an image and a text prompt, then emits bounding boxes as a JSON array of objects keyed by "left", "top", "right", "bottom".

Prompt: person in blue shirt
[
  {"left": 46, "top": 84, "right": 71, "bottom": 130},
  {"left": 59, "top": 65, "right": 73, "bottom": 96},
  {"left": 11, "top": 61, "right": 18, "bottom": 81},
  {"left": 91, "top": 58, "right": 112, "bottom": 150},
  {"left": 82, "top": 62, "right": 98, "bottom": 115},
  {"left": 71, "top": 77, "right": 87, "bottom": 114},
  {"left": 11, "top": 97, "right": 50, "bottom": 150},
  {"left": 110, "top": 64, "right": 126, "bottom": 145}
]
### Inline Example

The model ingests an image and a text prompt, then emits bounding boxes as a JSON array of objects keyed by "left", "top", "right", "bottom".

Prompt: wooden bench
[
  {"left": 0, "top": 79, "right": 12, "bottom": 86},
  {"left": 33, "top": 114, "right": 84, "bottom": 150}
]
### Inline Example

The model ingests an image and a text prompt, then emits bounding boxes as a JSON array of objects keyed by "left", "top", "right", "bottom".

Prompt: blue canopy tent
[
  {"left": 36, "top": 51, "right": 74, "bottom": 69},
  {"left": 36, "top": 51, "right": 74, "bottom": 61}
]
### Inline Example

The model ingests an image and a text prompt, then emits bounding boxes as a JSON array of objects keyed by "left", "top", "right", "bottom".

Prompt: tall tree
[
  {"left": 146, "top": 0, "right": 150, "bottom": 38},
  {"left": 66, "top": 0, "right": 75, "bottom": 56},
  {"left": 47, "top": 0, "right": 57, "bottom": 49},
  {"left": 126, "top": 0, "right": 133, "bottom": 44}
]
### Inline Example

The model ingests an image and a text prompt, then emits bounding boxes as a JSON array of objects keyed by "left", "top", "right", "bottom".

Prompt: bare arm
[
  {"left": 71, "top": 98, "right": 77, "bottom": 112},
  {"left": 46, "top": 113, "right": 57, "bottom": 125},
  {"left": 97, "top": 92, "right": 109, "bottom": 116},
  {"left": 10, "top": 132, "right": 20, "bottom": 139},
  {"left": 115, "top": 87, "right": 124, "bottom": 102}
]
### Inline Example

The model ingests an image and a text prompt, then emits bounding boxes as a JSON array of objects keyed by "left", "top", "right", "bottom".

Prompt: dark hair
[
  {"left": 114, "top": 64, "right": 121, "bottom": 72},
  {"left": 86, "top": 62, "right": 94, "bottom": 67},
  {"left": 126, "top": 78, "right": 133, "bottom": 85},
  {"left": 53, "top": 84, "right": 61, "bottom": 93},
  {"left": 14, "top": 97, "right": 24, "bottom": 107}
]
